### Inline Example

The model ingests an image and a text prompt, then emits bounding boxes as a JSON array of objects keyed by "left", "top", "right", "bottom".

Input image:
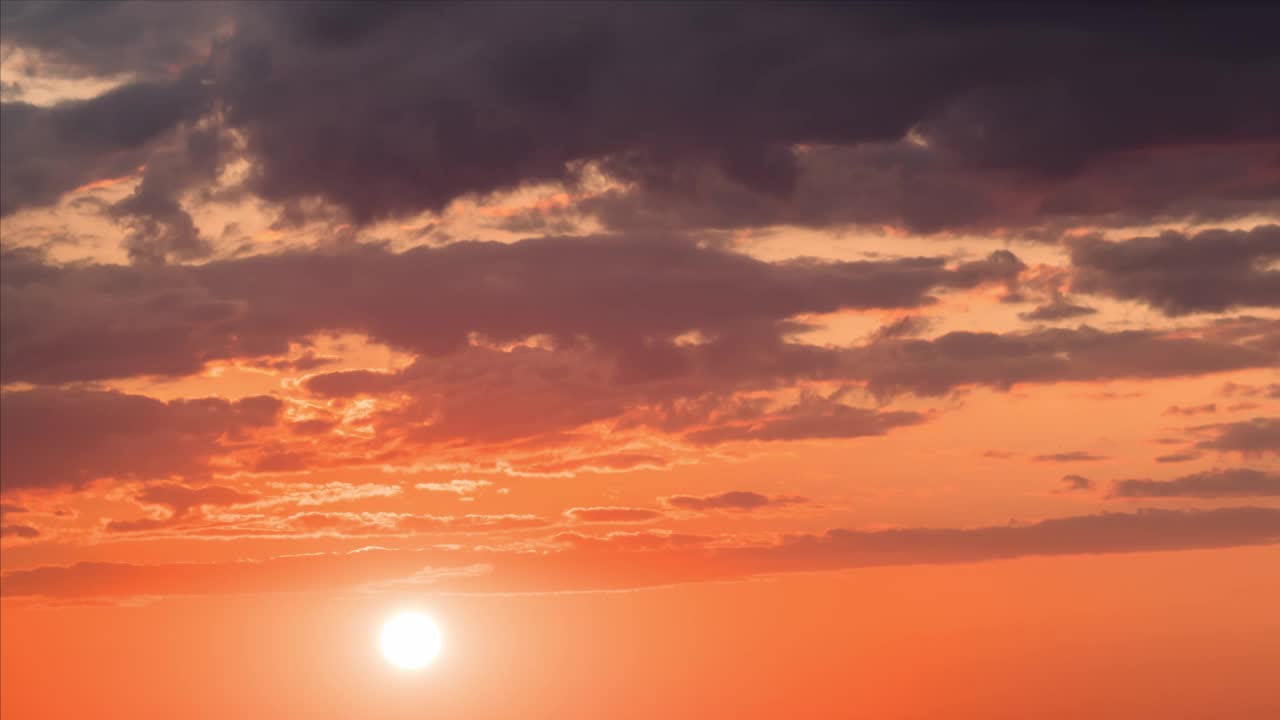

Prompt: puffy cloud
[
  {"left": 3, "top": 4, "right": 1276, "bottom": 235},
  {"left": 0, "top": 74, "right": 209, "bottom": 217},
  {"left": 0, "top": 388, "right": 281, "bottom": 491},
  {"left": 133, "top": 483, "right": 257, "bottom": 516},
  {"left": 1069, "top": 225, "right": 1280, "bottom": 316},
  {"left": 0, "top": 1, "right": 227, "bottom": 79},
  {"left": 1, "top": 236, "right": 1024, "bottom": 385},
  {"left": 1110, "top": 469, "right": 1280, "bottom": 499},
  {"left": 662, "top": 491, "right": 807, "bottom": 512},
  {"left": 202, "top": 5, "right": 1280, "bottom": 228},
  {"left": 105, "top": 483, "right": 258, "bottom": 533}
]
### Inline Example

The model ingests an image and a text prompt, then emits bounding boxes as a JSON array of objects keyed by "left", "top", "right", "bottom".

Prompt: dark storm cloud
[
  {"left": 1069, "top": 225, "right": 1280, "bottom": 316},
  {"left": 0, "top": 73, "right": 210, "bottom": 217},
  {"left": 4, "top": 3, "right": 1278, "bottom": 230},
  {"left": 217, "top": 4, "right": 1280, "bottom": 225},
  {"left": 4, "top": 507, "right": 1278, "bottom": 598},
  {"left": 108, "top": 124, "right": 227, "bottom": 264},
  {"left": 0, "top": 388, "right": 281, "bottom": 491},
  {"left": 1110, "top": 468, "right": 1280, "bottom": 499},
  {"left": 0, "top": 1, "right": 227, "bottom": 79},
  {"left": 581, "top": 142, "right": 1280, "bottom": 236}
]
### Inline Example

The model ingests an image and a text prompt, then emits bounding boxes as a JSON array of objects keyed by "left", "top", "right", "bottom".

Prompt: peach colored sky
[{"left": 2, "top": 4, "right": 1279, "bottom": 718}]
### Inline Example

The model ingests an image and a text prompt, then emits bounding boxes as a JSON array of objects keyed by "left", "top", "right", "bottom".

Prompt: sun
[{"left": 379, "top": 611, "right": 444, "bottom": 670}]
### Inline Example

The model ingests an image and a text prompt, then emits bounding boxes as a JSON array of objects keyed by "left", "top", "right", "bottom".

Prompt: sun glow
[{"left": 379, "top": 612, "right": 444, "bottom": 670}]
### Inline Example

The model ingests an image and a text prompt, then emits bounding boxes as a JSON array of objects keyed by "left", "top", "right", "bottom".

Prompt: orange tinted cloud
[{"left": 5, "top": 507, "right": 1277, "bottom": 600}]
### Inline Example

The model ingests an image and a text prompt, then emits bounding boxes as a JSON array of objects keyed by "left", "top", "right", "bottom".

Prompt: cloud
[
  {"left": 4, "top": 507, "right": 1277, "bottom": 598},
  {"left": 1, "top": 236, "right": 1024, "bottom": 385},
  {"left": 1110, "top": 468, "right": 1280, "bottom": 499},
  {"left": 684, "top": 398, "right": 925, "bottom": 445},
  {"left": 662, "top": 491, "right": 808, "bottom": 512},
  {"left": 552, "top": 530, "right": 714, "bottom": 551},
  {"left": 1, "top": 315, "right": 1273, "bottom": 485},
  {"left": 564, "top": 507, "right": 664, "bottom": 523},
  {"left": 127, "top": 511, "right": 553, "bottom": 540},
  {"left": 1055, "top": 475, "right": 1094, "bottom": 493},
  {"left": 1069, "top": 225, "right": 1280, "bottom": 316},
  {"left": 1164, "top": 404, "right": 1217, "bottom": 416},
  {"left": 1033, "top": 451, "right": 1108, "bottom": 463},
  {"left": 851, "top": 319, "right": 1279, "bottom": 398},
  {"left": 1219, "top": 382, "right": 1280, "bottom": 400},
  {"left": 201, "top": 5, "right": 1280, "bottom": 229},
  {"left": 0, "top": 1, "right": 227, "bottom": 79},
  {"left": 1194, "top": 417, "right": 1280, "bottom": 456},
  {"left": 0, "top": 73, "right": 209, "bottom": 217},
  {"left": 134, "top": 483, "right": 257, "bottom": 517},
  {"left": 0, "top": 524, "right": 40, "bottom": 539},
  {"left": 1155, "top": 452, "right": 1201, "bottom": 464},
  {"left": 105, "top": 483, "right": 258, "bottom": 533},
  {"left": 416, "top": 480, "right": 494, "bottom": 496},
  {"left": 1018, "top": 297, "right": 1098, "bottom": 322},
  {"left": 0, "top": 388, "right": 282, "bottom": 491},
  {"left": 2, "top": 4, "right": 1275, "bottom": 236}
]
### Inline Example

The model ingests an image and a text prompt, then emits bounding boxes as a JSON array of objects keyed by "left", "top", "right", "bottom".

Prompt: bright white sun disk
[{"left": 380, "top": 611, "right": 443, "bottom": 670}]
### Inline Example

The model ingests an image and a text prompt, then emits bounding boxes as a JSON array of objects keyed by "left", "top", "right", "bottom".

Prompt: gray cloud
[
  {"left": 662, "top": 491, "right": 808, "bottom": 512},
  {"left": 2, "top": 4, "right": 1277, "bottom": 233},
  {"left": 1194, "top": 417, "right": 1280, "bottom": 456},
  {"left": 0, "top": 388, "right": 281, "bottom": 491},
  {"left": 1034, "top": 451, "right": 1108, "bottom": 463},
  {"left": 1069, "top": 225, "right": 1280, "bottom": 316},
  {"left": 0, "top": 73, "right": 209, "bottom": 217},
  {"left": 1110, "top": 468, "right": 1280, "bottom": 499},
  {"left": 1, "top": 236, "right": 1023, "bottom": 385}
]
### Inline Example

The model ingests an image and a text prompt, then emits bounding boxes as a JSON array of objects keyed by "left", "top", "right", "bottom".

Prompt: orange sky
[{"left": 2, "top": 4, "right": 1279, "bottom": 718}]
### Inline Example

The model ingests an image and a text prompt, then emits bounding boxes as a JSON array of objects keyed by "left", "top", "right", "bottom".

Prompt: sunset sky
[{"left": 1, "top": 3, "right": 1278, "bottom": 718}]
